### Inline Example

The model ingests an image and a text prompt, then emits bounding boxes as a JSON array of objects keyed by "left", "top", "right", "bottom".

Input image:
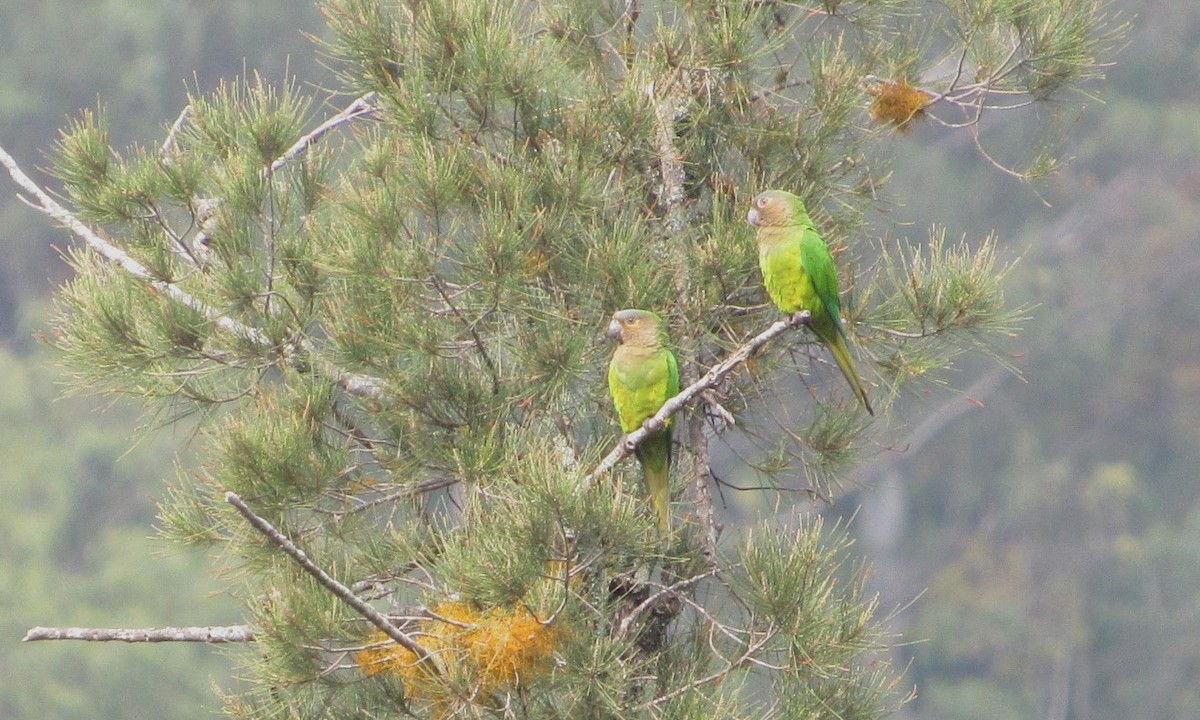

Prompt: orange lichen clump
[
  {"left": 869, "top": 80, "right": 933, "bottom": 131},
  {"left": 356, "top": 602, "right": 559, "bottom": 699},
  {"left": 464, "top": 605, "right": 558, "bottom": 688}
]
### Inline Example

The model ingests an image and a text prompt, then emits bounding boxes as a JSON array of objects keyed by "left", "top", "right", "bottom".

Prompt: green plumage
[
  {"left": 749, "top": 190, "right": 874, "bottom": 415},
  {"left": 606, "top": 309, "right": 680, "bottom": 534}
]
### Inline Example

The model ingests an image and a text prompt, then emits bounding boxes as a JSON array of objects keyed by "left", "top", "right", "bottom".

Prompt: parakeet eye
[{"left": 755, "top": 195, "right": 769, "bottom": 209}]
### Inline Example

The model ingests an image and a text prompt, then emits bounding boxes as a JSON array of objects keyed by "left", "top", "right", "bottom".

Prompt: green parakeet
[
  {"left": 748, "top": 189, "right": 874, "bottom": 415},
  {"left": 606, "top": 309, "right": 680, "bottom": 534}
]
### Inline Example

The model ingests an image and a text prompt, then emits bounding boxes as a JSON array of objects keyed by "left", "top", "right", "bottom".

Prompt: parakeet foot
[{"left": 788, "top": 310, "right": 812, "bottom": 327}]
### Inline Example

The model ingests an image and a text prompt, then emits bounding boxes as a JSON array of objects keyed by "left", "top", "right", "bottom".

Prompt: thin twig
[
  {"left": 23, "top": 624, "right": 254, "bottom": 643},
  {"left": 159, "top": 105, "right": 194, "bottom": 158},
  {"left": 430, "top": 274, "right": 500, "bottom": 395},
  {"left": 633, "top": 626, "right": 776, "bottom": 711},
  {"left": 858, "top": 364, "right": 1013, "bottom": 481},
  {"left": 224, "top": 491, "right": 442, "bottom": 672},
  {"left": 266, "top": 92, "right": 379, "bottom": 175},
  {"left": 871, "top": 325, "right": 940, "bottom": 340},
  {"left": 584, "top": 312, "right": 809, "bottom": 485},
  {"left": 700, "top": 389, "right": 736, "bottom": 428}
]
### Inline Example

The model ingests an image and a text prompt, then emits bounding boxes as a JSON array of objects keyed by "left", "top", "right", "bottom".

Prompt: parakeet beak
[
  {"left": 606, "top": 318, "right": 623, "bottom": 343},
  {"left": 747, "top": 207, "right": 760, "bottom": 227}
]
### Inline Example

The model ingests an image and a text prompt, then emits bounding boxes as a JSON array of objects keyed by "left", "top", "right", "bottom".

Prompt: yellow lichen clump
[
  {"left": 356, "top": 601, "right": 560, "bottom": 700},
  {"left": 869, "top": 80, "right": 933, "bottom": 131}
]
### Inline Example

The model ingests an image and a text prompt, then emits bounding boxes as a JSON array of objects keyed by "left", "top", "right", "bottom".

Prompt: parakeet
[
  {"left": 748, "top": 189, "right": 874, "bottom": 415},
  {"left": 606, "top": 309, "right": 680, "bottom": 534}
]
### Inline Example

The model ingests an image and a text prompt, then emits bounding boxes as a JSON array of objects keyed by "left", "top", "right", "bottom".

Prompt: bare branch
[
  {"left": 0, "top": 144, "right": 273, "bottom": 345},
  {"left": 584, "top": 312, "right": 809, "bottom": 485},
  {"left": 859, "top": 364, "right": 1014, "bottom": 483},
  {"left": 700, "top": 389, "right": 736, "bottom": 429},
  {"left": 0, "top": 141, "right": 389, "bottom": 404},
  {"left": 224, "top": 491, "right": 443, "bottom": 672},
  {"left": 266, "top": 92, "right": 379, "bottom": 175},
  {"left": 159, "top": 104, "right": 193, "bottom": 158},
  {"left": 24, "top": 624, "right": 254, "bottom": 643}
]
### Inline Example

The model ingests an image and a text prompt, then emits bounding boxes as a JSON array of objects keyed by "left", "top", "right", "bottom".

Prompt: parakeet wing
[{"left": 798, "top": 228, "right": 848, "bottom": 339}]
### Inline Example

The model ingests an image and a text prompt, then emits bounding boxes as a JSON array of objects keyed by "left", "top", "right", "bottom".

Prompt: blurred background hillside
[
  {"left": 0, "top": 1, "right": 1193, "bottom": 718},
  {"left": 0, "top": 3, "right": 329, "bottom": 718}
]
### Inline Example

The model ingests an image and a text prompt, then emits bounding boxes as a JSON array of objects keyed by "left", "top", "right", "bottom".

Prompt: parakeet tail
[
  {"left": 636, "top": 433, "right": 672, "bottom": 535},
  {"left": 819, "top": 328, "right": 874, "bottom": 416}
]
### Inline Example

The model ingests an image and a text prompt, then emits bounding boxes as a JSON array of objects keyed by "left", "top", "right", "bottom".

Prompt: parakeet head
[
  {"left": 747, "top": 189, "right": 808, "bottom": 228},
  {"left": 607, "top": 309, "right": 664, "bottom": 347}
]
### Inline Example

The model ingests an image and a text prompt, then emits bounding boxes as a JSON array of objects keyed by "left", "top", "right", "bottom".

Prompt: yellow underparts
[{"left": 759, "top": 239, "right": 822, "bottom": 317}]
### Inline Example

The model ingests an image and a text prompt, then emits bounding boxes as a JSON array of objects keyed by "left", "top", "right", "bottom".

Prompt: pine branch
[
  {"left": 687, "top": 412, "right": 721, "bottom": 568},
  {"left": 430, "top": 273, "right": 500, "bottom": 395},
  {"left": 650, "top": 77, "right": 688, "bottom": 234},
  {"left": 584, "top": 312, "right": 809, "bottom": 485},
  {"left": 0, "top": 144, "right": 273, "bottom": 345},
  {"left": 224, "top": 492, "right": 442, "bottom": 672},
  {"left": 265, "top": 92, "right": 379, "bottom": 175},
  {"left": 159, "top": 104, "right": 194, "bottom": 158},
  {"left": 0, "top": 139, "right": 388, "bottom": 404},
  {"left": 23, "top": 625, "right": 254, "bottom": 643}
]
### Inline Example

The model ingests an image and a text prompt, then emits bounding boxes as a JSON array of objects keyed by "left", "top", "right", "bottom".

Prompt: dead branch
[
  {"left": 650, "top": 77, "right": 688, "bottom": 235},
  {"left": 615, "top": 568, "right": 718, "bottom": 641},
  {"left": 266, "top": 93, "right": 379, "bottom": 175},
  {"left": 159, "top": 104, "right": 194, "bottom": 158},
  {"left": 0, "top": 118, "right": 388, "bottom": 403},
  {"left": 23, "top": 624, "right": 254, "bottom": 643},
  {"left": 225, "top": 491, "right": 442, "bottom": 672}
]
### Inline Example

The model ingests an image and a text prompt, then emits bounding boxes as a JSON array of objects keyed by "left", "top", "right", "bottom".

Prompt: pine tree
[{"left": 5, "top": 0, "right": 1122, "bottom": 717}]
